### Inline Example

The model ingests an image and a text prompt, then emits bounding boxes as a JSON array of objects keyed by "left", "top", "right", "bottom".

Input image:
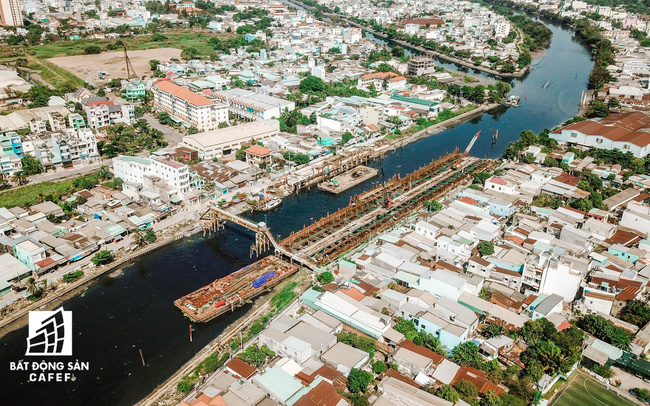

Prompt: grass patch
[
  {"left": 0, "top": 179, "right": 78, "bottom": 208},
  {"left": 0, "top": 169, "right": 105, "bottom": 208},
  {"left": 270, "top": 281, "right": 299, "bottom": 311},
  {"left": 550, "top": 375, "right": 636, "bottom": 406},
  {"left": 29, "top": 32, "right": 237, "bottom": 59},
  {"left": 25, "top": 56, "right": 85, "bottom": 91}
]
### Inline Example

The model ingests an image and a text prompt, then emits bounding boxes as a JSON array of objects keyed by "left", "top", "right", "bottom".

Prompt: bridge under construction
[
  {"left": 280, "top": 151, "right": 494, "bottom": 265},
  {"left": 202, "top": 145, "right": 494, "bottom": 268}
]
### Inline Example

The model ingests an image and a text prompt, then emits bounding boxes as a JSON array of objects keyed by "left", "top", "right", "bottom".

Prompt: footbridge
[{"left": 201, "top": 206, "right": 318, "bottom": 271}]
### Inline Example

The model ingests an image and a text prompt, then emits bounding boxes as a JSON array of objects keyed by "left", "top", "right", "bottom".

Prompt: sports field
[{"left": 550, "top": 374, "right": 637, "bottom": 406}]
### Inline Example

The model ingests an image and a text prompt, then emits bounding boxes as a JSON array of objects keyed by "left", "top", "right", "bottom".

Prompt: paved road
[
  {"left": 611, "top": 366, "right": 650, "bottom": 395},
  {"left": 142, "top": 113, "right": 185, "bottom": 146},
  {"left": 26, "top": 159, "right": 112, "bottom": 184}
]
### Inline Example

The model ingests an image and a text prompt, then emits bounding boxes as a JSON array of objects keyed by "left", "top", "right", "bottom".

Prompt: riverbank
[
  {"left": 0, "top": 215, "right": 203, "bottom": 335},
  {"left": 282, "top": 0, "right": 529, "bottom": 78},
  {"left": 137, "top": 270, "right": 311, "bottom": 406},
  {"left": 343, "top": 17, "right": 529, "bottom": 78}
]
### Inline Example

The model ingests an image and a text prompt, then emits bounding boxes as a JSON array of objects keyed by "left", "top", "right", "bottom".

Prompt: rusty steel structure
[{"left": 280, "top": 151, "right": 496, "bottom": 266}]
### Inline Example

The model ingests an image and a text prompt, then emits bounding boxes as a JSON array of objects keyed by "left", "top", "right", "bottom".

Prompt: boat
[
  {"left": 259, "top": 197, "right": 282, "bottom": 212},
  {"left": 174, "top": 256, "right": 298, "bottom": 323},
  {"left": 504, "top": 95, "right": 520, "bottom": 107}
]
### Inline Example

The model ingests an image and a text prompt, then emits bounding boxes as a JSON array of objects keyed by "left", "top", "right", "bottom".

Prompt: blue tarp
[{"left": 252, "top": 271, "right": 277, "bottom": 288}]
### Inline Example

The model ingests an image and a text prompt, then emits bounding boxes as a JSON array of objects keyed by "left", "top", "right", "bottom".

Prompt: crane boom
[{"left": 464, "top": 130, "right": 481, "bottom": 156}]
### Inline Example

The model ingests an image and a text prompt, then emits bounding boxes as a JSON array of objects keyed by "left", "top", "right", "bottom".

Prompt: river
[{"left": 0, "top": 18, "right": 592, "bottom": 406}]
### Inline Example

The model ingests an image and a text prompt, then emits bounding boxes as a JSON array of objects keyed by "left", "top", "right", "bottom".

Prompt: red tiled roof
[
  {"left": 552, "top": 112, "right": 650, "bottom": 147},
  {"left": 383, "top": 368, "right": 422, "bottom": 388},
  {"left": 452, "top": 366, "right": 505, "bottom": 394},
  {"left": 179, "top": 393, "right": 227, "bottom": 406},
  {"left": 400, "top": 340, "right": 445, "bottom": 365},
  {"left": 616, "top": 286, "right": 639, "bottom": 301},
  {"left": 557, "top": 321, "right": 572, "bottom": 331},
  {"left": 245, "top": 144, "right": 273, "bottom": 157},
  {"left": 403, "top": 18, "right": 445, "bottom": 26},
  {"left": 35, "top": 257, "right": 55, "bottom": 268},
  {"left": 504, "top": 236, "right": 524, "bottom": 246},
  {"left": 225, "top": 358, "right": 256, "bottom": 379},
  {"left": 159, "top": 159, "right": 185, "bottom": 169},
  {"left": 488, "top": 176, "right": 507, "bottom": 185},
  {"left": 154, "top": 79, "right": 215, "bottom": 107},
  {"left": 460, "top": 196, "right": 478, "bottom": 205},
  {"left": 293, "top": 381, "right": 346, "bottom": 406},
  {"left": 340, "top": 287, "right": 365, "bottom": 301}
]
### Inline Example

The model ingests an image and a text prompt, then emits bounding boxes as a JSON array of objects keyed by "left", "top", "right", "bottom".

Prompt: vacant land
[
  {"left": 28, "top": 32, "right": 235, "bottom": 60},
  {"left": 550, "top": 374, "right": 637, "bottom": 406},
  {"left": 49, "top": 48, "right": 182, "bottom": 85}
]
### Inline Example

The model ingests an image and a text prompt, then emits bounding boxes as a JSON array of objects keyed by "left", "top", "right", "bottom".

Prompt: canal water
[{"left": 0, "top": 19, "right": 592, "bottom": 406}]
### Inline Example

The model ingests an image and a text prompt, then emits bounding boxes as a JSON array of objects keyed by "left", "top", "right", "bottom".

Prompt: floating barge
[
  {"left": 174, "top": 256, "right": 298, "bottom": 323},
  {"left": 317, "top": 165, "right": 378, "bottom": 194}
]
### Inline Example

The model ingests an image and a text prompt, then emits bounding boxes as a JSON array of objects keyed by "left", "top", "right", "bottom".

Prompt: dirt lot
[{"left": 48, "top": 48, "right": 182, "bottom": 85}]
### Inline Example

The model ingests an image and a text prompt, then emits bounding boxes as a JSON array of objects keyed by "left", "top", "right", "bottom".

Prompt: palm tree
[
  {"left": 26, "top": 277, "right": 46, "bottom": 299},
  {"left": 132, "top": 228, "right": 147, "bottom": 247}
]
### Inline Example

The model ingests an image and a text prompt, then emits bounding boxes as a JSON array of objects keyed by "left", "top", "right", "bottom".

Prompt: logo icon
[{"left": 26, "top": 308, "right": 72, "bottom": 356}]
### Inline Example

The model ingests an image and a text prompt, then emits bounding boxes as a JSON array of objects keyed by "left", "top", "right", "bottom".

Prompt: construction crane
[
  {"left": 121, "top": 42, "right": 137, "bottom": 79},
  {"left": 454, "top": 130, "right": 481, "bottom": 169}
]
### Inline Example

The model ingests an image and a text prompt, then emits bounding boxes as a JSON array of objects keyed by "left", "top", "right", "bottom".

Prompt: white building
[
  {"left": 485, "top": 176, "right": 516, "bottom": 195},
  {"left": 550, "top": 112, "right": 650, "bottom": 158},
  {"left": 213, "top": 88, "right": 295, "bottom": 121},
  {"left": 152, "top": 79, "right": 228, "bottom": 131},
  {"left": 358, "top": 72, "right": 408, "bottom": 92},
  {"left": 182, "top": 120, "right": 279, "bottom": 159},
  {"left": 113, "top": 155, "right": 190, "bottom": 196},
  {"left": 620, "top": 201, "right": 650, "bottom": 237}
]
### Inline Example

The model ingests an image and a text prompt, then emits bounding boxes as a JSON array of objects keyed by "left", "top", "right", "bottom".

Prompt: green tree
[
  {"left": 341, "top": 131, "right": 354, "bottom": 145},
  {"left": 317, "top": 271, "right": 334, "bottom": 284},
  {"left": 391, "top": 46, "right": 405, "bottom": 57},
  {"left": 84, "top": 45, "right": 101, "bottom": 54},
  {"left": 181, "top": 47, "right": 199, "bottom": 60},
  {"left": 372, "top": 360, "right": 386, "bottom": 374},
  {"left": 436, "top": 385, "right": 460, "bottom": 402},
  {"left": 424, "top": 200, "right": 442, "bottom": 212},
  {"left": 543, "top": 156, "right": 559, "bottom": 167},
  {"left": 26, "top": 277, "right": 46, "bottom": 299},
  {"left": 299, "top": 76, "right": 326, "bottom": 93},
  {"left": 590, "top": 100, "right": 610, "bottom": 118},
  {"left": 237, "top": 344, "right": 275, "bottom": 366},
  {"left": 618, "top": 299, "right": 650, "bottom": 327},
  {"left": 21, "top": 155, "right": 44, "bottom": 176},
  {"left": 450, "top": 342, "right": 483, "bottom": 369},
  {"left": 477, "top": 241, "right": 495, "bottom": 257},
  {"left": 454, "top": 379, "right": 478, "bottom": 403},
  {"left": 347, "top": 368, "right": 372, "bottom": 393},
  {"left": 145, "top": 229, "right": 156, "bottom": 243},
  {"left": 149, "top": 59, "right": 161, "bottom": 71},
  {"left": 235, "top": 146, "right": 247, "bottom": 161},
  {"left": 472, "top": 172, "right": 491, "bottom": 185},
  {"left": 482, "top": 322, "right": 504, "bottom": 339},
  {"left": 576, "top": 314, "right": 631, "bottom": 350},
  {"left": 92, "top": 250, "right": 114, "bottom": 266}
]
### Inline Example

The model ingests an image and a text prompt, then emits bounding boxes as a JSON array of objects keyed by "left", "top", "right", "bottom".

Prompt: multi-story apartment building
[
  {"left": 0, "top": 0, "right": 23, "bottom": 26},
  {"left": 152, "top": 79, "right": 228, "bottom": 132},
  {"left": 358, "top": 72, "right": 407, "bottom": 92},
  {"left": 50, "top": 129, "right": 99, "bottom": 168}
]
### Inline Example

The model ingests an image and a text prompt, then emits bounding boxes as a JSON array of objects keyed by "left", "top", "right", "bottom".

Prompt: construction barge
[
  {"left": 174, "top": 256, "right": 298, "bottom": 323},
  {"left": 317, "top": 165, "right": 378, "bottom": 194}
]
